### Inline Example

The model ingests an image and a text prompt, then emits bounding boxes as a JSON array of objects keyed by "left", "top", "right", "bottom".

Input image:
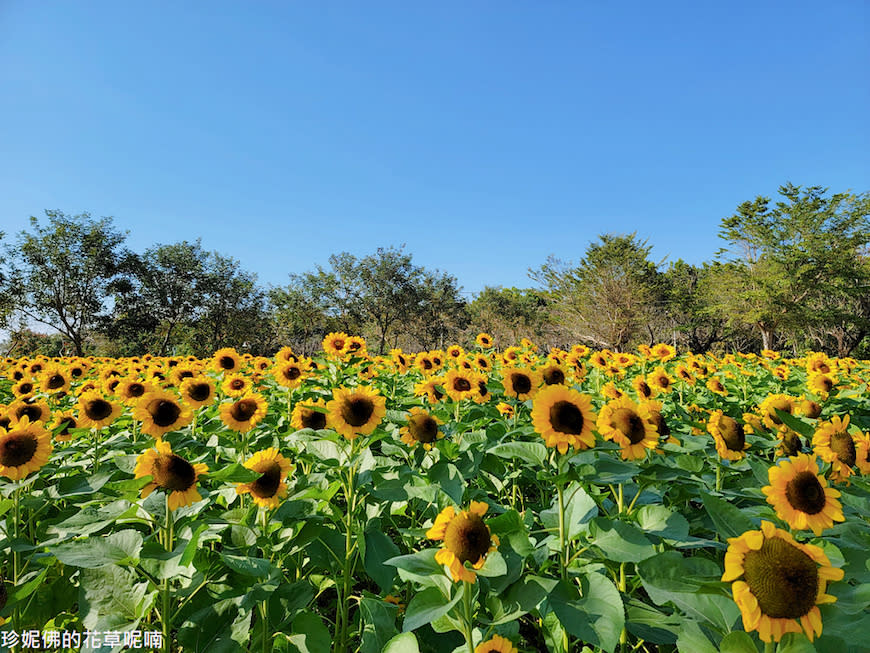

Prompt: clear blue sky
[{"left": 1, "top": 1, "right": 867, "bottom": 296}]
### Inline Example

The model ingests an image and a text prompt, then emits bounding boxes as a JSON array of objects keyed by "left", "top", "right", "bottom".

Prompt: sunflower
[
  {"left": 0, "top": 416, "right": 52, "bottom": 480},
  {"left": 805, "top": 352, "right": 833, "bottom": 376},
  {"left": 758, "top": 394, "right": 797, "bottom": 430},
  {"left": 414, "top": 376, "right": 444, "bottom": 405},
  {"left": 475, "top": 634, "right": 518, "bottom": 653},
  {"left": 134, "top": 440, "right": 208, "bottom": 511},
  {"left": 290, "top": 399, "right": 329, "bottom": 431},
  {"left": 762, "top": 454, "right": 843, "bottom": 536},
  {"left": 236, "top": 448, "right": 293, "bottom": 509},
  {"left": 642, "top": 399, "right": 678, "bottom": 445},
  {"left": 601, "top": 381, "right": 624, "bottom": 400},
  {"left": 400, "top": 407, "right": 444, "bottom": 450},
  {"left": 496, "top": 402, "right": 514, "bottom": 418},
  {"left": 134, "top": 390, "right": 194, "bottom": 438},
  {"left": 345, "top": 335, "right": 367, "bottom": 356},
  {"left": 272, "top": 360, "right": 309, "bottom": 389},
  {"left": 471, "top": 373, "right": 491, "bottom": 404},
  {"left": 705, "top": 376, "right": 728, "bottom": 396},
  {"left": 597, "top": 396, "right": 658, "bottom": 460},
  {"left": 589, "top": 351, "right": 609, "bottom": 370},
  {"left": 531, "top": 385, "right": 596, "bottom": 454},
  {"left": 322, "top": 332, "right": 349, "bottom": 357},
  {"left": 538, "top": 362, "right": 567, "bottom": 386},
  {"left": 390, "top": 349, "right": 411, "bottom": 374},
  {"left": 426, "top": 501, "right": 499, "bottom": 584},
  {"left": 8, "top": 398, "right": 51, "bottom": 425},
  {"left": 632, "top": 375, "right": 657, "bottom": 401},
  {"left": 854, "top": 432, "right": 870, "bottom": 475},
  {"left": 651, "top": 343, "right": 676, "bottom": 362},
  {"left": 274, "top": 346, "right": 296, "bottom": 363},
  {"left": 76, "top": 391, "right": 123, "bottom": 429},
  {"left": 707, "top": 410, "right": 749, "bottom": 461},
  {"left": 220, "top": 393, "right": 268, "bottom": 433},
  {"left": 500, "top": 367, "right": 540, "bottom": 401},
  {"left": 776, "top": 429, "right": 804, "bottom": 458},
  {"left": 414, "top": 353, "right": 436, "bottom": 375},
  {"left": 472, "top": 354, "right": 491, "bottom": 372},
  {"left": 674, "top": 364, "right": 696, "bottom": 385},
  {"left": 48, "top": 410, "right": 79, "bottom": 442},
  {"left": 443, "top": 369, "right": 477, "bottom": 402},
  {"left": 221, "top": 373, "right": 252, "bottom": 397},
  {"left": 722, "top": 520, "right": 843, "bottom": 643},
  {"left": 212, "top": 347, "right": 242, "bottom": 374},
  {"left": 179, "top": 376, "right": 216, "bottom": 409},
  {"left": 39, "top": 365, "right": 71, "bottom": 394},
  {"left": 446, "top": 345, "right": 464, "bottom": 360},
  {"left": 807, "top": 373, "right": 837, "bottom": 399},
  {"left": 326, "top": 386, "right": 386, "bottom": 440},
  {"left": 798, "top": 398, "right": 822, "bottom": 419},
  {"left": 11, "top": 379, "right": 36, "bottom": 399},
  {"left": 812, "top": 415, "right": 857, "bottom": 483},
  {"left": 475, "top": 332, "right": 494, "bottom": 349},
  {"left": 647, "top": 367, "right": 674, "bottom": 393}
]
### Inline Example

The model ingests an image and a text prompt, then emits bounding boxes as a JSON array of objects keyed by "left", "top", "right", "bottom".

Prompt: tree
[
  {"left": 716, "top": 183, "right": 870, "bottom": 351},
  {"left": 5, "top": 211, "right": 131, "bottom": 355},
  {"left": 466, "top": 287, "right": 552, "bottom": 348},
  {"left": 531, "top": 234, "right": 664, "bottom": 350},
  {"left": 662, "top": 260, "right": 725, "bottom": 352}
]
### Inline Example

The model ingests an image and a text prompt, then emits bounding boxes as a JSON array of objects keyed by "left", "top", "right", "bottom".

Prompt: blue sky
[{"left": 1, "top": 1, "right": 867, "bottom": 296}]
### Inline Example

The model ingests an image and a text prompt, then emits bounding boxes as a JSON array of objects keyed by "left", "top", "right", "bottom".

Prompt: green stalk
[
  {"left": 715, "top": 459, "right": 722, "bottom": 492},
  {"left": 618, "top": 562, "right": 628, "bottom": 652},
  {"left": 335, "top": 438, "right": 358, "bottom": 653},
  {"left": 162, "top": 494, "right": 174, "bottom": 653},
  {"left": 12, "top": 487, "right": 21, "bottom": 646},
  {"left": 557, "top": 483, "right": 568, "bottom": 581},
  {"left": 764, "top": 642, "right": 776, "bottom": 653},
  {"left": 462, "top": 581, "right": 475, "bottom": 653},
  {"left": 93, "top": 427, "right": 101, "bottom": 473}
]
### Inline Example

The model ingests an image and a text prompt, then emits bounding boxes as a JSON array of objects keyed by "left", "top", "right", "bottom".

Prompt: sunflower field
[{"left": 1, "top": 335, "right": 870, "bottom": 653}]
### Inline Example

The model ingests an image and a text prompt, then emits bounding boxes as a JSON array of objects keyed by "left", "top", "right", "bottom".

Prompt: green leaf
[
  {"left": 177, "top": 596, "right": 250, "bottom": 653},
  {"left": 359, "top": 595, "right": 399, "bottom": 653},
  {"left": 50, "top": 529, "right": 143, "bottom": 568},
  {"left": 701, "top": 492, "right": 755, "bottom": 540},
  {"left": 635, "top": 505, "right": 690, "bottom": 541},
  {"left": 719, "top": 631, "right": 759, "bottom": 653},
  {"left": 385, "top": 549, "right": 443, "bottom": 584},
  {"left": 6, "top": 568, "right": 48, "bottom": 605},
  {"left": 220, "top": 553, "right": 274, "bottom": 578},
  {"left": 79, "top": 565, "right": 157, "bottom": 632},
  {"left": 587, "top": 517, "right": 655, "bottom": 562},
  {"left": 676, "top": 620, "right": 718, "bottom": 653},
  {"left": 540, "top": 482, "right": 598, "bottom": 540},
  {"left": 475, "top": 551, "right": 507, "bottom": 578},
  {"left": 427, "top": 462, "right": 465, "bottom": 505},
  {"left": 505, "top": 575, "right": 557, "bottom": 613},
  {"left": 382, "top": 632, "right": 420, "bottom": 653},
  {"left": 548, "top": 574, "right": 625, "bottom": 653},
  {"left": 588, "top": 457, "right": 640, "bottom": 483},
  {"left": 208, "top": 463, "right": 261, "bottom": 483},
  {"left": 488, "top": 441, "right": 547, "bottom": 466},
  {"left": 487, "top": 509, "right": 534, "bottom": 557},
  {"left": 773, "top": 408, "right": 815, "bottom": 438},
  {"left": 402, "top": 585, "right": 462, "bottom": 633},
  {"left": 47, "top": 500, "right": 134, "bottom": 537},
  {"left": 364, "top": 529, "right": 401, "bottom": 593},
  {"left": 286, "top": 611, "right": 331, "bottom": 653},
  {"left": 49, "top": 471, "right": 114, "bottom": 498}
]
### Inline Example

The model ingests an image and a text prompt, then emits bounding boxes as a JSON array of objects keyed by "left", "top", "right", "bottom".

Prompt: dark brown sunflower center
[
  {"left": 301, "top": 407, "right": 327, "bottom": 430},
  {"left": 453, "top": 378, "right": 472, "bottom": 392},
  {"left": 283, "top": 367, "right": 301, "bottom": 380},
  {"left": 16, "top": 404, "right": 44, "bottom": 422},
  {"left": 71, "top": 367, "right": 84, "bottom": 377},
  {"left": 408, "top": 414, "right": 438, "bottom": 443},
  {"left": 543, "top": 369, "right": 565, "bottom": 385},
  {"left": 46, "top": 374, "right": 66, "bottom": 389},
  {"left": 188, "top": 383, "right": 211, "bottom": 401},
  {"left": 219, "top": 356, "right": 236, "bottom": 370},
  {"left": 768, "top": 400, "right": 792, "bottom": 424},
  {"left": 251, "top": 462, "right": 282, "bottom": 498},
  {"left": 781, "top": 431, "right": 803, "bottom": 457},
  {"left": 85, "top": 399, "right": 113, "bottom": 421},
  {"left": 332, "top": 339, "right": 345, "bottom": 351},
  {"left": 511, "top": 374, "right": 532, "bottom": 395},
  {"left": 819, "top": 377, "right": 833, "bottom": 392},
  {"left": 743, "top": 537, "right": 819, "bottom": 619},
  {"left": 657, "top": 376, "right": 670, "bottom": 389},
  {"left": 18, "top": 383, "right": 34, "bottom": 394},
  {"left": 230, "top": 379, "right": 245, "bottom": 390},
  {"left": 178, "top": 370, "right": 193, "bottom": 380},
  {"left": 230, "top": 399, "right": 259, "bottom": 422},
  {"left": 817, "top": 363, "right": 831, "bottom": 374},
  {"left": 127, "top": 383, "right": 146, "bottom": 397},
  {"left": 711, "top": 380, "right": 724, "bottom": 392},
  {"left": 58, "top": 417, "right": 77, "bottom": 435},
  {"left": 649, "top": 411, "right": 669, "bottom": 437},
  {"left": 549, "top": 401, "right": 585, "bottom": 435},
  {"left": 0, "top": 432, "right": 38, "bottom": 467},
  {"left": 421, "top": 359, "right": 433, "bottom": 370},
  {"left": 341, "top": 397, "right": 375, "bottom": 427},
  {"left": 612, "top": 408, "right": 647, "bottom": 444},
  {"left": 718, "top": 416, "right": 745, "bottom": 451},
  {"left": 636, "top": 381, "right": 652, "bottom": 397},
  {"left": 151, "top": 400, "right": 182, "bottom": 427},
  {"left": 477, "top": 381, "right": 488, "bottom": 397},
  {"left": 785, "top": 471, "right": 826, "bottom": 514},
  {"left": 153, "top": 454, "right": 196, "bottom": 491},
  {"left": 802, "top": 401, "right": 822, "bottom": 419},
  {"left": 444, "top": 512, "right": 491, "bottom": 564},
  {"left": 829, "top": 431, "right": 856, "bottom": 466}
]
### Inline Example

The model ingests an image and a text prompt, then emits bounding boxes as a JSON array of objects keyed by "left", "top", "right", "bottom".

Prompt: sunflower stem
[
  {"left": 618, "top": 562, "right": 628, "bottom": 652},
  {"left": 12, "top": 486, "right": 21, "bottom": 646},
  {"left": 617, "top": 483, "right": 624, "bottom": 514},
  {"left": 557, "top": 483, "right": 568, "bottom": 581},
  {"left": 715, "top": 460, "right": 722, "bottom": 492},
  {"left": 93, "top": 427, "right": 101, "bottom": 474},
  {"left": 763, "top": 643, "right": 775, "bottom": 653},
  {"left": 161, "top": 493, "right": 174, "bottom": 653},
  {"left": 462, "top": 581, "right": 475, "bottom": 653},
  {"left": 335, "top": 437, "right": 358, "bottom": 653}
]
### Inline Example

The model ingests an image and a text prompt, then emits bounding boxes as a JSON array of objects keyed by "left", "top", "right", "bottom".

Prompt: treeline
[{"left": 1, "top": 183, "right": 868, "bottom": 358}]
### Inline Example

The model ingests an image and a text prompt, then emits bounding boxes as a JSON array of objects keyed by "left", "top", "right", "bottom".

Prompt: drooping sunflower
[
  {"left": 707, "top": 410, "right": 749, "bottom": 461},
  {"left": 475, "top": 332, "right": 494, "bottom": 349},
  {"left": 290, "top": 399, "right": 329, "bottom": 431},
  {"left": 0, "top": 416, "right": 53, "bottom": 480},
  {"left": 220, "top": 393, "right": 268, "bottom": 434},
  {"left": 761, "top": 453, "right": 843, "bottom": 536},
  {"left": 601, "top": 381, "right": 624, "bottom": 400},
  {"left": 179, "top": 376, "right": 216, "bottom": 409},
  {"left": 812, "top": 415, "right": 857, "bottom": 483},
  {"left": 326, "top": 386, "right": 386, "bottom": 440},
  {"left": 597, "top": 396, "right": 658, "bottom": 460},
  {"left": 776, "top": 429, "right": 804, "bottom": 458},
  {"left": 472, "top": 373, "right": 491, "bottom": 404},
  {"left": 134, "top": 390, "right": 194, "bottom": 439},
  {"left": 496, "top": 402, "right": 514, "bottom": 418},
  {"left": 211, "top": 347, "right": 243, "bottom": 374},
  {"left": 427, "top": 501, "right": 499, "bottom": 583},
  {"left": 76, "top": 391, "right": 123, "bottom": 429},
  {"left": 443, "top": 369, "right": 478, "bottom": 402},
  {"left": 221, "top": 373, "right": 252, "bottom": 397},
  {"left": 531, "top": 385, "right": 596, "bottom": 454},
  {"left": 758, "top": 394, "right": 797, "bottom": 430},
  {"left": 721, "top": 520, "right": 843, "bottom": 643},
  {"left": 389, "top": 349, "right": 411, "bottom": 374},
  {"left": 236, "top": 448, "right": 293, "bottom": 509},
  {"left": 399, "top": 407, "right": 444, "bottom": 450},
  {"left": 500, "top": 367, "right": 540, "bottom": 401},
  {"left": 642, "top": 399, "right": 678, "bottom": 446},
  {"left": 134, "top": 440, "right": 208, "bottom": 511},
  {"left": 474, "top": 634, "right": 518, "bottom": 653},
  {"left": 322, "top": 332, "right": 350, "bottom": 357},
  {"left": 647, "top": 367, "right": 674, "bottom": 394}
]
